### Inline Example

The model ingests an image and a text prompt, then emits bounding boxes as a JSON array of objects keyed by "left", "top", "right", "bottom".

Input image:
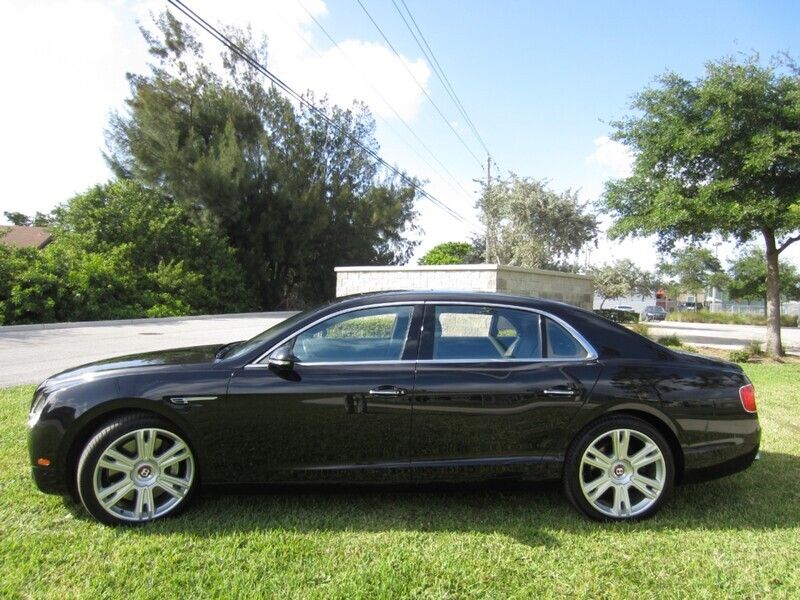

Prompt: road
[
  {"left": 647, "top": 320, "right": 800, "bottom": 353},
  {"left": 1, "top": 313, "right": 797, "bottom": 388},
  {"left": 0, "top": 313, "right": 293, "bottom": 388}
]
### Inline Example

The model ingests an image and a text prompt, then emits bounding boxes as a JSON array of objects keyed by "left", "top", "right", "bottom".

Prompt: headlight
[{"left": 28, "top": 389, "right": 48, "bottom": 427}]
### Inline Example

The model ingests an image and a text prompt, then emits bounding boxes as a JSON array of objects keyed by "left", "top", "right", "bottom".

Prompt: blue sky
[{"left": 2, "top": 0, "right": 798, "bottom": 266}]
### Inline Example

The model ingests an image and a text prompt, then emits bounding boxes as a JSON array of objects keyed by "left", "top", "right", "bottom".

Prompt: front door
[
  {"left": 410, "top": 303, "right": 602, "bottom": 482},
  {"left": 224, "top": 304, "right": 422, "bottom": 483}
]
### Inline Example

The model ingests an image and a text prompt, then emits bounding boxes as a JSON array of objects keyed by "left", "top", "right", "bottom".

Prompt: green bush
[
  {"left": 745, "top": 341, "right": 765, "bottom": 357},
  {"left": 666, "top": 311, "right": 799, "bottom": 327},
  {"left": 595, "top": 308, "right": 638, "bottom": 323},
  {"left": 0, "top": 181, "right": 256, "bottom": 325},
  {"left": 657, "top": 334, "right": 683, "bottom": 347},
  {"left": 628, "top": 322, "right": 651, "bottom": 338},
  {"left": 729, "top": 349, "right": 752, "bottom": 363}
]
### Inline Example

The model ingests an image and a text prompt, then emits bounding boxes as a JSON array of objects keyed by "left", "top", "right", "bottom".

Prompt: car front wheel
[
  {"left": 76, "top": 413, "right": 197, "bottom": 525},
  {"left": 564, "top": 416, "right": 674, "bottom": 521}
]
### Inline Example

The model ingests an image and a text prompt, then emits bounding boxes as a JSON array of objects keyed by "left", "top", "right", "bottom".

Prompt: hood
[{"left": 43, "top": 344, "right": 226, "bottom": 387}]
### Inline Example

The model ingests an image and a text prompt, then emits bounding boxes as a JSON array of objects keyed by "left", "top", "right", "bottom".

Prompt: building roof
[{"left": 0, "top": 225, "right": 53, "bottom": 249}]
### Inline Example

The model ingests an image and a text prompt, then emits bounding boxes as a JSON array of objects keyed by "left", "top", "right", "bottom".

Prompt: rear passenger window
[
  {"left": 433, "top": 306, "right": 541, "bottom": 360},
  {"left": 545, "top": 318, "right": 588, "bottom": 359}
]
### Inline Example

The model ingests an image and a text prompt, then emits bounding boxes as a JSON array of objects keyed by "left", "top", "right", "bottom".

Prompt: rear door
[{"left": 409, "top": 302, "right": 602, "bottom": 481}]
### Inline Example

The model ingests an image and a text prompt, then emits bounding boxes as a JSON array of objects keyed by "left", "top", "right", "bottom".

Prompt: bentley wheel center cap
[{"left": 613, "top": 464, "right": 625, "bottom": 478}]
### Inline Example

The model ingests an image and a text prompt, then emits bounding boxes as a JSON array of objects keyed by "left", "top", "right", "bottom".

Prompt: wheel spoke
[
  {"left": 583, "top": 446, "right": 611, "bottom": 470},
  {"left": 630, "top": 443, "right": 661, "bottom": 469},
  {"left": 98, "top": 479, "right": 135, "bottom": 509},
  {"left": 98, "top": 447, "right": 136, "bottom": 472},
  {"left": 631, "top": 473, "right": 662, "bottom": 497},
  {"left": 583, "top": 475, "right": 612, "bottom": 501},
  {"left": 158, "top": 474, "right": 190, "bottom": 498},
  {"left": 136, "top": 429, "right": 157, "bottom": 461},
  {"left": 134, "top": 486, "right": 155, "bottom": 520},
  {"left": 155, "top": 441, "right": 190, "bottom": 469},
  {"left": 613, "top": 485, "right": 632, "bottom": 516},
  {"left": 612, "top": 430, "right": 630, "bottom": 460}
]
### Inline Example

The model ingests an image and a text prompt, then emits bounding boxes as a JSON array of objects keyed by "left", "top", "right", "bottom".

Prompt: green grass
[{"left": 2, "top": 365, "right": 800, "bottom": 598}]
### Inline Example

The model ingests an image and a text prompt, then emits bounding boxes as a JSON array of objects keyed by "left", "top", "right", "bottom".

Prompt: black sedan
[{"left": 28, "top": 291, "right": 760, "bottom": 525}]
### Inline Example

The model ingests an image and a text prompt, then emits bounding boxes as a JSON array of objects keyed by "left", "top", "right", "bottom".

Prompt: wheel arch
[
  {"left": 568, "top": 406, "right": 686, "bottom": 485},
  {"left": 63, "top": 401, "right": 201, "bottom": 499}
]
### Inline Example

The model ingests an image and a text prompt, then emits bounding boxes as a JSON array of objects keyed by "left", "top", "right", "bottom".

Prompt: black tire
[
  {"left": 76, "top": 412, "right": 198, "bottom": 526},
  {"left": 563, "top": 415, "right": 675, "bottom": 521}
]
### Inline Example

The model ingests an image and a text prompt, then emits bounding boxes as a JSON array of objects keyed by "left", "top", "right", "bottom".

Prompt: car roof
[{"left": 332, "top": 289, "right": 587, "bottom": 313}]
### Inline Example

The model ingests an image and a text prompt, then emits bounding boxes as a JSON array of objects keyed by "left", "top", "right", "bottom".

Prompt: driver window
[{"left": 290, "top": 306, "right": 413, "bottom": 363}]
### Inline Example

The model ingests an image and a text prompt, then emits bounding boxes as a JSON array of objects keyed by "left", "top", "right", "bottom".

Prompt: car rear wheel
[
  {"left": 564, "top": 416, "right": 674, "bottom": 521},
  {"left": 76, "top": 413, "right": 197, "bottom": 525}
]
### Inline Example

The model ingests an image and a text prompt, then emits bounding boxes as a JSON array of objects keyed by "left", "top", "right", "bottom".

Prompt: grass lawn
[{"left": 2, "top": 363, "right": 799, "bottom": 598}]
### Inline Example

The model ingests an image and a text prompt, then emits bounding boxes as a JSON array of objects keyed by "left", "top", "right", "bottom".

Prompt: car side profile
[{"left": 28, "top": 291, "right": 760, "bottom": 525}]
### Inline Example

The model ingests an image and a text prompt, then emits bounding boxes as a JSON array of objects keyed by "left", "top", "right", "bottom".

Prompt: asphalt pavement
[
  {"left": 647, "top": 320, "right": 800, "bottom": 353},
  {"left": 0, "top": 312, "right": 292, "bottom": 388}
]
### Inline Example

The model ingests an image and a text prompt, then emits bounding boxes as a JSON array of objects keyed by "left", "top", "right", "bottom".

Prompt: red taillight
[{"left": 739, "top": 384, "right": 757, "bottom": 413}]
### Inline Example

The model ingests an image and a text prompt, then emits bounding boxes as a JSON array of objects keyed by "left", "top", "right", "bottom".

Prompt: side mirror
[{"left": 268, "top": 345, "right": 296, "bottom": 370}]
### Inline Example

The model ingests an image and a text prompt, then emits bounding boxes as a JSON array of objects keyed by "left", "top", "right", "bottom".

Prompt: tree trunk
[{"left": 762, "top": 228, "right": 784, "bottom": 357}]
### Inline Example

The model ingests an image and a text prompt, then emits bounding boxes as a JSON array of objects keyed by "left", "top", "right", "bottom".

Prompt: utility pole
[{"left": 485, "top": 154, "right": 492, "bottom": 264}]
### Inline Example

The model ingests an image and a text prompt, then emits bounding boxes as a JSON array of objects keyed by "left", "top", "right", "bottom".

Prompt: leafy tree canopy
[
  {"left": 477, "top": 174, "right": 597, "bottom": 270},
  {"left": 0, "top": 180, "right": 253, "bottom": 325},
  {"left": 602, "top": 54, "right": 800, "bottom": 354},
  {"left": 589, "top": 259, "right": 657, "bottom": 308},
  {"left": 728, "top": 247, "right": 800, "bottom": 302},
  {"left": 3, "top": 211, "right": 53, "bottom": 227},
  {"left": 418, "top": 241, "right": 482, "bottom": 265},
  {"left": 658, "top": 246, "right": 728, "bottom": 296},
  {"left": 106, "top": 11, "right": 419, "bottom": 309}
]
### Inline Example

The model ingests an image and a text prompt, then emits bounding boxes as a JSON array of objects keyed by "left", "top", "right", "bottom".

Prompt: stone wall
[{"left": 335, "top": 265, "right": 594, "bottom": 309}]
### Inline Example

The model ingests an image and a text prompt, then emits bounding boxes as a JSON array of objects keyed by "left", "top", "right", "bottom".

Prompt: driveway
[
  {"left": 647, "top": 320, "right": 800, "bottom": 353},
  {"left": 0, "top": 312, "right": 293, "bottom": 388}
]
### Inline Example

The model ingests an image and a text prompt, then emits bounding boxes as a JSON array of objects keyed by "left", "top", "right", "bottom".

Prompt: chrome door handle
[
  {"left": 369, "top": 387, "right": 407, "bottom": 397},
  {"left": 542, "top": 388, "right": 579, "bottom": 397}
]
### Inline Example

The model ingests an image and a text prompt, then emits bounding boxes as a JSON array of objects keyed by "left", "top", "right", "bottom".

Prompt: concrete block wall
[{"left": 335, "top": 265, "right": 593, "bottom": 309}]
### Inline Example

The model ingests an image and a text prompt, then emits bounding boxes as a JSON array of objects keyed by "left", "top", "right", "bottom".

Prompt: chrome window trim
[
  {"left": 427, "top": 301, "right": 598, "bottom": 363},
  {"left": 245, "top": 299, "right": 598, "bottom": 368},
  {"left": 245, "top": 301, "right": 424, "bottom": 368}
]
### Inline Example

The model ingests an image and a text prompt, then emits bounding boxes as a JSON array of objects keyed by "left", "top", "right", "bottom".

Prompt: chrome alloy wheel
[
  {"left": 92, "top": 428, "right": 194, "bottom": 522},
  {"left": 578, "top": 428, "right": 666, "bottom": 518}
]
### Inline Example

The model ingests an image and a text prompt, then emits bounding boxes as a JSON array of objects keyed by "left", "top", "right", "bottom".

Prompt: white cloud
[{"left": 586, "top": 136, "right": 634, "bottom": 179}]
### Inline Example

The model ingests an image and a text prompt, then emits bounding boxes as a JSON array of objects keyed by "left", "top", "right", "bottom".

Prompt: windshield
[{"left": 222, "top": 304, "right": 326, "bottom": 360}]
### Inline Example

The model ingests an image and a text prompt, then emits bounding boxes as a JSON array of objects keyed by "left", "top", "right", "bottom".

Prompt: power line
[
  {"left": 294, "top": 1, "right": 476, "bottom": 204},
  {"left": 354, "top": 0, "right": 484, "bottom": 169},
  {"left": 392, "top": 0, "right": 491, "bottom": 158},
  {"left": 165, "top": 0, "right": 478, "bottom": 228}
]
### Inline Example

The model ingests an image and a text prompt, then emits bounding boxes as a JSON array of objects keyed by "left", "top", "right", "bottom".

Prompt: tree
[
  {"left": 4, "top": 212, "right": 30, "bottom": 226},
  {"left": 602, "top": 55, "right": 800, "bottom": 355},
  {"left": 1, "top": 180, "right": 254, "bottom": 324},
  {"left": 106, "top": 12, "right": 418, "bottom": 309},
  {"left": 658, "top": 247, "right": 727, "bottom": 300},
  {"left": 728, "top": 247, "right": 800, "bottom": 306},
  {"left": 477, "top": 174, "right": 597, "bottom": 269},
  {"left": 3, "top": 211, "right": 53, "bottom": 226},
  {"left": 418, "top": 241, "right": 482, "bottom": 265},
  {"left": 590, "top": 259, "right": 656, "bottom": 308}
]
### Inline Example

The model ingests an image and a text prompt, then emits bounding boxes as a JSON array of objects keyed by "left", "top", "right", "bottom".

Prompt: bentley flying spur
[{"left": 28, "top": 291, "right": 760, "bottom": 525}]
